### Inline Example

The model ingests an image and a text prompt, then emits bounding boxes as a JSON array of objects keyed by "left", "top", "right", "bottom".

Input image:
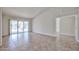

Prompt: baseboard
[
  {"left": 33, "top": 32, "right": 56, "bottom": 37},
  {"left": 60, "top": 33, "right": 75, "bottom": 36}
]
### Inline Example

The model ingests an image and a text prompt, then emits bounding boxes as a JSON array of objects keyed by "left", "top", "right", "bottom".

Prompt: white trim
[
  {"left": 59, "top": 33, "right": 75, "bottom": 36},
  {"left": 75, "top": 15, "right": 79, "bottom": 42},
  {"left": 33, "top": 32, "right": 56, "bottom": 37},
  {"left": 56, "top": 18, "right": 60, "bottom": 33},
  {"left": 57, "top": 14, "right": 77, "bottom": 18},
  {"left": 58, "top": 15, "right": 77, "bottom": 42}
]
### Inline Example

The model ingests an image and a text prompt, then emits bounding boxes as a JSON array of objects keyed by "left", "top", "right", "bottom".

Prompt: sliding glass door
[
  {"left": 24, "top": 21, "right": 28, "bottom": 32},
  {"left": 10, "top": 20, "right": 18, "bottom": 34},
  {"left": 10, "top": 20, "right": 28, "bottom": 34},
  {"left": 18, "top": 21, "right": 23, "bottom": 33}
]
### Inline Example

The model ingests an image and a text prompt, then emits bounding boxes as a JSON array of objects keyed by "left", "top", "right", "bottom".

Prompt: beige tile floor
[{"left": 0, "top": 32, "right": 79, "bottom": 51}]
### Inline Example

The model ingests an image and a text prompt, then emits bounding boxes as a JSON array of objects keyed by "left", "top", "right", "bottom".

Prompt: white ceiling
[
  {"left": 2, "top": 7, "right": 47, "bottom": 18},
  {"left": 2, "top": 7, "right": 77, "bottom": 18}
]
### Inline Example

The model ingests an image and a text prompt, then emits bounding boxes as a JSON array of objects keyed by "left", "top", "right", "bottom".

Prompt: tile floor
[{"left": 0, "top": 32, "right": 79, "bottom": 51}]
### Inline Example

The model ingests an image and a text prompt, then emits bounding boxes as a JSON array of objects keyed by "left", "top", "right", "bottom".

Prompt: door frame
[
  {"left": 56, "top": 15, "right": 78, "bottom": 42},
  {"left": 9, "top": 19, "right": 29, "bottom": 34}
]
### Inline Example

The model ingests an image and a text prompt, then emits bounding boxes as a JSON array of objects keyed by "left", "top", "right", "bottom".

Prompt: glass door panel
[
  {"left": 10, "top": 20, "right": 28, "bottom": 34},
  {"left": 24, "top": 21, "right": 28, "bottom": 32},
  {"left": 10, "top": 20, "right": 18, "bottom": 34},
  {"left": 18, "top": 21, "right": 23, "bottom": 33}
]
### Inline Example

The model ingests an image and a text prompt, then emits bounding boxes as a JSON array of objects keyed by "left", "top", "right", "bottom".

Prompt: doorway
[
  {"left": 56, "top": 15, "right": 75, "bottom": 36},
  {"left": 56, "top": 15, "right": 76, "bottom": 50}
]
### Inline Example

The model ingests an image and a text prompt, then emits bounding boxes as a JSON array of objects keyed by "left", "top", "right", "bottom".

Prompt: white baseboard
[
  {"left": 33, "top": 32, "right": 56, "bottom": 37},
  {"left": 60, "top": 33, "right": 75, "bottom": 36}
]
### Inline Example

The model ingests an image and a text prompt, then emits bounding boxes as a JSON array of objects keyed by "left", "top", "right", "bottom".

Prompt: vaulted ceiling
[{"left": 2, "top": 7, "right": 78, "bottom": 18}]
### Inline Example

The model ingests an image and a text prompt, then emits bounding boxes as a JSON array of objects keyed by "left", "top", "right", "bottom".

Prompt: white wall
[
  {"left": 32, "top": 8, "right": 77, "bottom": 37},
  {"left": 2, "top": 15, "right": 9, "bottom": 36},
  {"left": 32, "top": 9, "right": 56, "bottom": 37},
  {"left": 60, "top": 16, "right": 75, "bottom": 36}
]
